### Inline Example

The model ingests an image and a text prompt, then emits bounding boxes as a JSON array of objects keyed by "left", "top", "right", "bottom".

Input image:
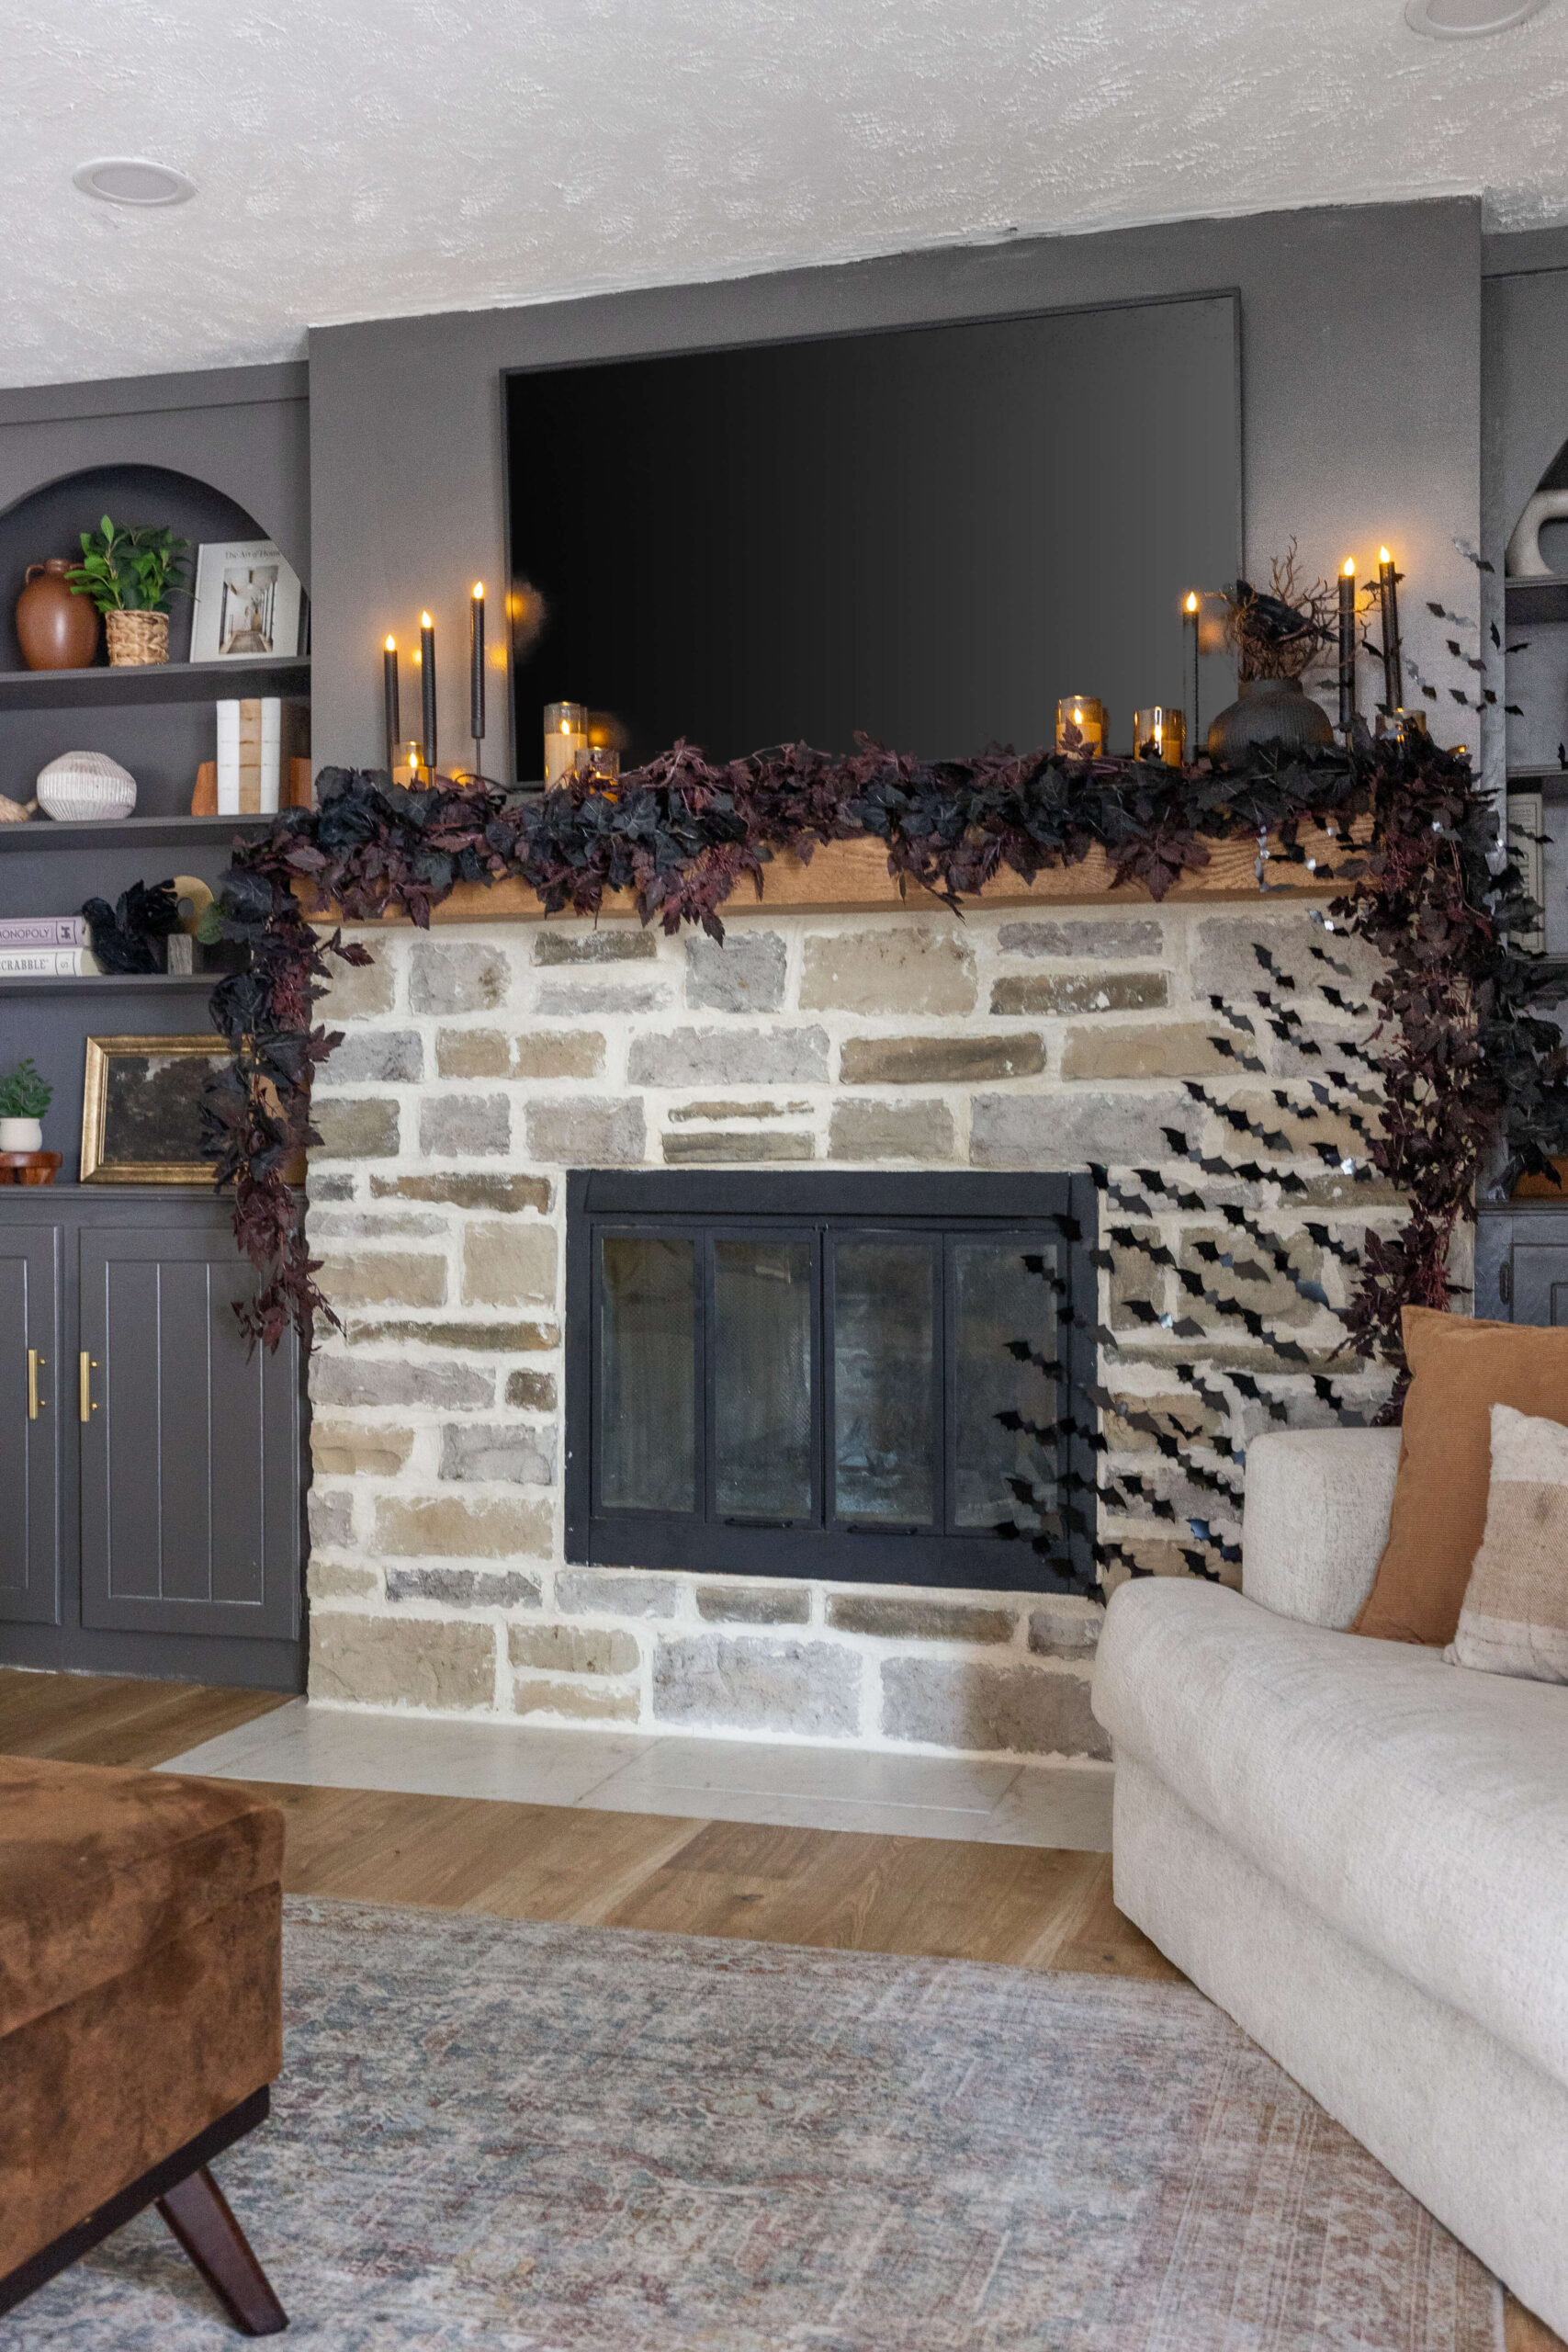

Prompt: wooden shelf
[
  {"left": 0, "top": 655, "right": 310, "bottom": 712},
  {"left": 299, "top": 822, "right": 1369, "bottom": 927},
  {"left": 1506, "top": 578, "right": 1568, "bottom": 626},
  {"left": 0, "top": 811, "right": 276, "bottom": 853},
  {"left": 0, "top": 972, "right": 221, "bottom": 996}
]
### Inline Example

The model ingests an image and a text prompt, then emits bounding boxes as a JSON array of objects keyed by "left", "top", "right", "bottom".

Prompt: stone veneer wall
[{"left": 304, "top": 898, "right": 1396, "bottom": 1759}]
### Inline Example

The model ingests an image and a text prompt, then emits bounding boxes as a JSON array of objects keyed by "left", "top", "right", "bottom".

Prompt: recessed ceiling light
[
  {"left": 72, "top": 157, "right": 196, "bottom": 207},
  {"left": 1404, "top": 0, "right": 1548, "bottom": 33}
]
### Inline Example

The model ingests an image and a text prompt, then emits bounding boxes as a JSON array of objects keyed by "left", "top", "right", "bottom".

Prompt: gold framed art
[{"left": 80, "top": 1035, "right": 227, "bottom": 1185}]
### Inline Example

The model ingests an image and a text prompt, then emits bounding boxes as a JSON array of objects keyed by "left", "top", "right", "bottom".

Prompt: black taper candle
[
  {"left": 1337, "top": 560, "right": 1356, "bottom": 736},
  {"left": 382, "top": 636, "right": 400, "bottom": 777},
  {"left": 420, "top": 610, "right": 437, "bottom": 776},
  {"left": 1378, "top": 548, "right": 1404, "bottom": 718},
  {"left": 1184, "top": 591, "right": 1201, "bottom": 752},
  {"left": 469, "top": 582, "right": 485, "bottom": 774}
]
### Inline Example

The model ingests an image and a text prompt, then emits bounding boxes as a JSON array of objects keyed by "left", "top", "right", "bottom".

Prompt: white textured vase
[
  {"left": 36, "top": 750, "right": 137, "bottom": 823},
  {"left": 0, "top": 1117, "right": 43, "bottom": 1151}
]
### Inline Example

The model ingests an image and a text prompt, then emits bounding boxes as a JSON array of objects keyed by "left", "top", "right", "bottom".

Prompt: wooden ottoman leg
[{"left": 156, "top": 2167, "right": 288, "bottom": 2336}]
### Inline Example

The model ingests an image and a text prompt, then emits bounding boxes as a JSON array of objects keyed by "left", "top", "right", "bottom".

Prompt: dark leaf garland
[{"left": 203, "top": 735, "right": 1568, "bottom": 1363}]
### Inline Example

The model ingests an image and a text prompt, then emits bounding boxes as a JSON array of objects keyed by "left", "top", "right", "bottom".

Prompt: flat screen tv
[{"left": 505, "top": 291, "right": 1239, "bottom": 779}]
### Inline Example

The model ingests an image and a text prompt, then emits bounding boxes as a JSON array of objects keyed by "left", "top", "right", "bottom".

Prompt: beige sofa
[{"left": 1092, "top": 1426, "right": 1568, "bottom": 2337}]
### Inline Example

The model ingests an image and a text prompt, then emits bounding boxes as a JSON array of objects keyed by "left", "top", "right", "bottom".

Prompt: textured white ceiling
[{"left": 4, "top": 0, "right": 1566, "bottom": 388}]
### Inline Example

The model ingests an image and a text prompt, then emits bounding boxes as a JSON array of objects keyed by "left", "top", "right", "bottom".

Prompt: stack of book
[
  {"left": 0, "top": 915, "right": 102, "bottom": 977},
  {"left": 216, "top": 696, "right": 308, "bottom": 813}
]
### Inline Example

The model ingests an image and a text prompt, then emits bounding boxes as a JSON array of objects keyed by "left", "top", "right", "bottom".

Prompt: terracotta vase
[
  {"left": 1205, "top": 673, "right": 1335, "bottom": 763},
  {"left": 15, "top": 558, "right": 100, "bottom": 672}
]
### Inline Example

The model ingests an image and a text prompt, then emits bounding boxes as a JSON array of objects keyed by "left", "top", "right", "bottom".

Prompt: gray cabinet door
[
  {"left": 0, "top": 1225, "right": 62, "bottom": 1625},
  {"left": 78, "top": 1226, "right": 300, "bottom": 1641},
  {"left": 1513, "top": 1245, "right": 1568, "bottom": 1328}
]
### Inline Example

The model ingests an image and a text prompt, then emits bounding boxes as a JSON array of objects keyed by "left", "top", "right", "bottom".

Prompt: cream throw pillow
[{"left": 1447, "top": 1403, "right": 1568, "bottom": 1683}]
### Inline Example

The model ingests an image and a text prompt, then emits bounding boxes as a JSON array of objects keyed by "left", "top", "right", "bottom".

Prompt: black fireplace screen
[{"left": 565, "top": 1170, "right": 1097, "bottom": 1590}]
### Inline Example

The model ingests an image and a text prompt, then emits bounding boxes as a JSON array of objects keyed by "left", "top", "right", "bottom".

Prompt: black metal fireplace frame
[{"left": 564, "top": 1168, "right": 1099, "bottom": 1592}]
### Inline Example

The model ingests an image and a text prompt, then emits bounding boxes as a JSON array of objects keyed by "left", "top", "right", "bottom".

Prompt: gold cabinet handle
[
  {"left": 27, "top": 1350, "right": 42, "bottom": 1420},
  {"left": 79, "top": 1351, "right": 97, "bottom": 1423}
]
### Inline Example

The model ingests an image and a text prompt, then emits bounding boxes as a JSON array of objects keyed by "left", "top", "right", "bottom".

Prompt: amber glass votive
[
  {"left": 1134, "top": 706, "right": 1186, "bottom": 766},
  {"left": 573, "top": 742, "right": 620, "bottom": 785},
  {"left": 544, "top": 701, "right": 588, "bottom": 788},
  {"left": 1055, "top": 695, "right": 1106, "bottom": 754}
]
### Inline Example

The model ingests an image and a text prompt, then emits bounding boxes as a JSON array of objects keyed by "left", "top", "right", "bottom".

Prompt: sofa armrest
[{"left": 1241, "top": 1426, "right": 1402, "bottom": 1628}]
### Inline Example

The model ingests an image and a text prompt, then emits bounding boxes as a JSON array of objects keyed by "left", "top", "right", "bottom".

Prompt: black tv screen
[{"left": 505, "top": 292, "right": 1239, "bottom": 779}]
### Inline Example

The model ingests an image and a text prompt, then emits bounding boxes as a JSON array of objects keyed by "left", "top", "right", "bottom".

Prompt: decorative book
[
  {"left": 0, "top": 915, "right": 89, "bottom": 946},
  {"left": 0, "top": 945, "right": 103, "bottom": 977}
]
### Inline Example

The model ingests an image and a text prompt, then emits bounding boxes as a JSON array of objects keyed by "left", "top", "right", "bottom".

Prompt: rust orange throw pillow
[{"left": 1353, "top": 1306, "right": 1568, "bottom": 1645}]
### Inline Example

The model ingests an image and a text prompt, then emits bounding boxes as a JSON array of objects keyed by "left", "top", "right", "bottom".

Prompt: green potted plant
[
  {"left": 66, "top": 515, "right": 192, "bottom": 668},
  {"left": 0, "top": 1057, "right": 51, "bottom": 1152}
]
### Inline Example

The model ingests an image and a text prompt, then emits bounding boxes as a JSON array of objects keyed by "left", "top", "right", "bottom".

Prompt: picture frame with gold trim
[{"left": 79, "top": 1035, "right": 227, "bottom": 1185}]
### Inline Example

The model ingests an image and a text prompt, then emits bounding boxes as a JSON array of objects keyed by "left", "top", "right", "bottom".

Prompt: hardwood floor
[
  {"left": 0, "top": 1666, "right": 288, "bottom": 1770},
  {"left": 1, "top": 1667, "right": 1559, "bottom": 2350}
]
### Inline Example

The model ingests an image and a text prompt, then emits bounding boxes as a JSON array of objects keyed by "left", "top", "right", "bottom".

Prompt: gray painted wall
[{"left": 310, "top": 198, "right": 1483, "bottom": 783}]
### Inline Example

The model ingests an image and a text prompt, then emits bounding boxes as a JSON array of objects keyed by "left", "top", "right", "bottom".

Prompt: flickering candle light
[
  {"left": 1055, "top": 695, "right": 1106, "bottom": 755},
  {"left": 544, "top": 701, "right": 588, "bottom": 788},
  {"left": 469, "top": 582, "right": 485, "bottom": 772},
  {"left": 1378, "top": 547, "right": 1404, "bottom": 718},
  {"left": 1337, "top": 559, "right": 1357, "bottom": 737},
  {"left": 1133, "top": 706, "right": 1186, "bottom": 766},
  {"left": 1183, "top": 591, "right": 1201, "bottom": 751},
  {"left": 382, "top": 635, "right": 400, "bottom": 778},
  {"left": 420, "top": 610, "right": 437, "bottom": 776},
  {"left": 573, "top": 742, "right": 620, "bottom": 785}
]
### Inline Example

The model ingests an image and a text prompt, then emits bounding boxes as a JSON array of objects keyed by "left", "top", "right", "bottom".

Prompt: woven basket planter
[{"left": 104, "top": 609, "right": 170, "bottom": 667}]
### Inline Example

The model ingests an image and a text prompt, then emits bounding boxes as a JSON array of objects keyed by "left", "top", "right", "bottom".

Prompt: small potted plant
[
  {"left": 0, "top": 1057, "right": 51, "bottom": 1152},
  {"left": 66, "top": 514, "right": 192, "bottom": 668}
]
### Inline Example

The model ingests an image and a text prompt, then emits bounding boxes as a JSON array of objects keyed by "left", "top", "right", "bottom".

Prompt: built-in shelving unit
[
  {"left": 0, "top": 812, "right": 276, "bottom": 853},
  {"left": 0, "top": 655, "right": 310, "bottom": 713},
  {"left": 1506, "top": 577, "right": 1568, "bottom": 627},
  {"left": 0, "top": 972, "right": 221, "bottom": 996}
]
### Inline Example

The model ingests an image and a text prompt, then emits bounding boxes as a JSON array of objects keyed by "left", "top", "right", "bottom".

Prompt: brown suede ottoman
[{"left": 0, "top": 1753, "right": 284, "bottom": 2286}]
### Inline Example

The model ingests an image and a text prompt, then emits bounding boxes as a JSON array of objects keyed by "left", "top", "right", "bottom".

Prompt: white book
[
  {"left": 216, "top": 699, "right": 241, "bottom": 815},
  {"left": 260, "top": 695, "right": 281, "bottom": 814},
  {"left": 0, "top": 914, "right": 89, "bottom": 946},
  {"left": 0, "top": 946, "right": 104, "bottom": 977}
]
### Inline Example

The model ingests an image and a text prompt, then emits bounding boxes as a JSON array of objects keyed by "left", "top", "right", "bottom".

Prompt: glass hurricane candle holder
[
  {"left": 544, "top": 702, "right": 588, "bottom": 788},
  {"left": 1055, "top": 695, "right": 1106, "bottom": 755},
  {"left": 1133, "top": 706, "right": 1186, "bottom": 766},
  {"left": 573, "top": 742, "right": 621, "bottom": 785}
]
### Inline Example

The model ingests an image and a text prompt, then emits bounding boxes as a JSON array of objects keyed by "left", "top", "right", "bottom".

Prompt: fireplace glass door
[{"left": 568, "top": 1171, "right": 1095, "bottom": 1591}]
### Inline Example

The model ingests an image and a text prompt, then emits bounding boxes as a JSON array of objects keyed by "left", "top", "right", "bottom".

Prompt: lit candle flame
[
  {"left": 561, "top": 718, "right": 571, "bottom": 734},
  {"left": 1342, "top": 558, "right": 1355, "bottom": 578},
  {"left": 385, "top": 634, "right": 396, "bottom": 651},
  {"left": 1184, "top": 591, "right": 1199, "bottom": 615},
  {"left": 1072, "top": 706, "right": 1084, "bottom": 725},
  {"left": 421, "top": 610, "right": 433, "bottom": 628},
  {"left": 472, "top": 582, "right": 484, "bottom": 601},
  {"left": 1378, "top": 548, "right": 1391, "bottom": 567}
]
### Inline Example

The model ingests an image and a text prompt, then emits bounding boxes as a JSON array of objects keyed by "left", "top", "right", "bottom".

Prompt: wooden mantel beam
[{"left": 299, "top": 823, "right": 1362, "bottom": 928}]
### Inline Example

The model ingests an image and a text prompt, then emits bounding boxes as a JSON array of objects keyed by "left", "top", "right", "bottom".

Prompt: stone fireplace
[{"left": 301, "top": 876, "right": 1393, "bottom": 1760}]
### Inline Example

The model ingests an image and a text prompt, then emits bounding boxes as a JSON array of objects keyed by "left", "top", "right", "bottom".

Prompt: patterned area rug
[{"left": 8, "top": 1900, "right": 1499, "bottom": 2351}]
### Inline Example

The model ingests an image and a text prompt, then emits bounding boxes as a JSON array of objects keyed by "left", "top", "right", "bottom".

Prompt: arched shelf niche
[{"left": 0, "top": 462, "right": 296, "bottom": 673}]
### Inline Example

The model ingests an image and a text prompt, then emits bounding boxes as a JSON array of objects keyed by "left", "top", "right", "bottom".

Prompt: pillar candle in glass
[
  {"left": 469, "top": 582, "right": 485, "bottom": 769},
  {"left": 544, "top": 702, "right": 588, "bottom": 788},
  {"left": 1055, "top": 695, "right": 1106, "bottom": 754},
  {"left": 420, "top": 611, "right": 437, "bottom": 775},
  {"left": 1133, "top": 706, "right": 1185, "bottom": 765},
  {"left": 1337, "top": 559, "right": 1357, "bottom": 736},
  {"left": 382, "top": 636, "right": 400, "bottom": 777},
  {"left": 573, "top": 742, "right": 620, "bottom": 786}
]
